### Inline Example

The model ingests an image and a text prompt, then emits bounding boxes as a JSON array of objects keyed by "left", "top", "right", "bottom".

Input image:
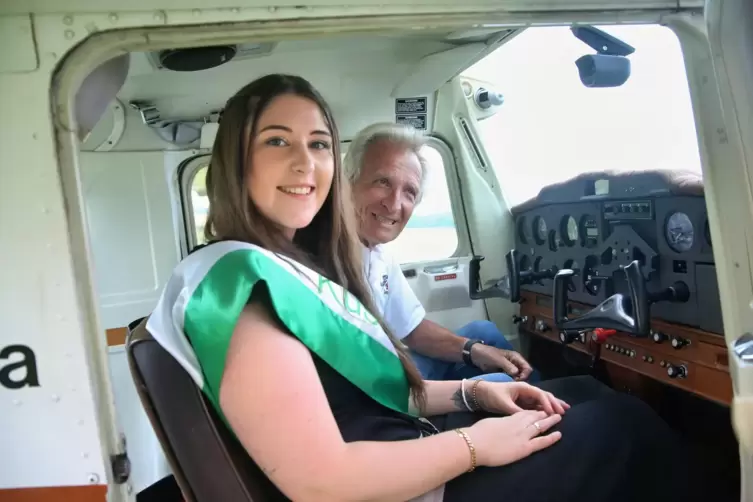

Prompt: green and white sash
[{"left": 146, "top": 240, "right": 413, "bottom": 419}]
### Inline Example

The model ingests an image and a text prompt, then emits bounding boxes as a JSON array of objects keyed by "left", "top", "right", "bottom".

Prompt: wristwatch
[{"left": 462, "top": 339, "right": 485, "bottom": 366}]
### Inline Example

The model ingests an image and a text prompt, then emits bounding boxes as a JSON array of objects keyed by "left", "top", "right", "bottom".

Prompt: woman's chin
[{"left": 277, "top": 216, "right": 317, "bottom": 235}]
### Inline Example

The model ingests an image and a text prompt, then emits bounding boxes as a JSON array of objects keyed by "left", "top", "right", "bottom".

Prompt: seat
[{"left": 126, "top": 317, "right": 280, "bottom": 502}]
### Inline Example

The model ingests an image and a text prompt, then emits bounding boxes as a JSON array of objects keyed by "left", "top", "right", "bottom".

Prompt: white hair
[{"left": 343, "top": 122, "right": 429, "bottom": 203}]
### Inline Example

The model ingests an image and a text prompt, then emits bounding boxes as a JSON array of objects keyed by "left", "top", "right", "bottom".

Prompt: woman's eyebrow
[
  {"left": 257, "top": 124, "right": 331, "bottom": 137},
  {"left": 258, "top": 124, "right": 292, "bottom": 133}
]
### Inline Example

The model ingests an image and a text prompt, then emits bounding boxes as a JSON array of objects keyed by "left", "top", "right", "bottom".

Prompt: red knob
[{"left": 593, "top": 328, "right": 617, "bottom": 343}]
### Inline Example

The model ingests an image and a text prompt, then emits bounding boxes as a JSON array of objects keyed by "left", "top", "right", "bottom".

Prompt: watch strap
[{"left": 462, "top": 339, "right": 484, "bottom": 366}]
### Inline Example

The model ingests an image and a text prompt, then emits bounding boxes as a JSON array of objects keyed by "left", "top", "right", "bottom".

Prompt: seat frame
[{"left": 126, "top": 317, "right": 277, "bottom": 501}]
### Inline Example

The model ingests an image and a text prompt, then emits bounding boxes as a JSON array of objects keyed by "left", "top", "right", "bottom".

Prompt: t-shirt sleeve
[{"left": 383, "top": 253, "right": 426, "bottom": 340}]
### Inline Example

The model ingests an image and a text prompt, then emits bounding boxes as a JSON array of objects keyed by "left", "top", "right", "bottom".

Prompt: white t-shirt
[{"left": 362, "top": 244, "right": 426, "bottom": 340}]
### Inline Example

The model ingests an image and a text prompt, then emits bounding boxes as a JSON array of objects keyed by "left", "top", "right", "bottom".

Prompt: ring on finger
[{"left": 532, "top": 421, "right": 541, "bottom": 433}]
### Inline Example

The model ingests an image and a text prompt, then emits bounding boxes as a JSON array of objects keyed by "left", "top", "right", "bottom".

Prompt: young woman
[{"left": 147, "top": 74, "right": 702, "bottom": 502}]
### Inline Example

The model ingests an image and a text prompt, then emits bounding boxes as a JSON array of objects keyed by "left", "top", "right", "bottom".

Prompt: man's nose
[{"left": 381, "top": 189, "right": 401, "bottom": 213}]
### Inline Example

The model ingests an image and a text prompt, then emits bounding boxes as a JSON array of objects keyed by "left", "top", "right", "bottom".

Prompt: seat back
[{"left": 126, "top": 317, "right": 280, "bottom": 501}]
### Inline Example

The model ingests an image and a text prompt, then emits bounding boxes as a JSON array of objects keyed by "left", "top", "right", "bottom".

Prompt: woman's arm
[
  {"left": 410, "top": 380, "right": 487, "bottom": 417},
  {"left": 220, "top": 302, "right": 474, "bottom": 502},
  {"left": 412, "top": 380, "right": 569, "bottom": 418}
]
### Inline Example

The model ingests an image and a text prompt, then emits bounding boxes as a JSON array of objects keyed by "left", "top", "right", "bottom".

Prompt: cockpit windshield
[{"left": 463, "top": 24, "right": 702, "bottom": 207}]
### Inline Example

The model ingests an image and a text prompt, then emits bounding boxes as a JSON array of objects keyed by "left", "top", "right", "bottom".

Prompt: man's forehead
[{"left": 363, "top": 141, "right": 421, "bottom": 181}]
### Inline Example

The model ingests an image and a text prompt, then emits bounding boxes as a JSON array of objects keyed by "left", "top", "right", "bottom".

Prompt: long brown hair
[{"left": 205, "top": 74, "right": 425, "bottom": 407}]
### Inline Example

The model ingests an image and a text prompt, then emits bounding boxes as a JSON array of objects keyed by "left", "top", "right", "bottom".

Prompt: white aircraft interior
[{"left": 70, "top": 19, "right": 741, "bottom": 502}]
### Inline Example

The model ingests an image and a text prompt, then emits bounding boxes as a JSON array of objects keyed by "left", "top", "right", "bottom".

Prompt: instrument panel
[{"left": 511, "top": 170, "right": 722, "bottom": 335}]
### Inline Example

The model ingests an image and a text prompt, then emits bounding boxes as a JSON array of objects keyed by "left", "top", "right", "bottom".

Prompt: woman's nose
[{"left": 291, "top": 143, "right": 315, "bottom": 173}]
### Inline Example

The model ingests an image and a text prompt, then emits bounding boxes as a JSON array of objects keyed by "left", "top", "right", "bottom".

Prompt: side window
[
  {"left": 182, "top": 145, "right": 460, "bottom": 262},
  {"left": 186, "top": 164, "right": 209, "bottom": 249},
  {"left": 384, "top": 145, "right": 459, "bottom": 264}
]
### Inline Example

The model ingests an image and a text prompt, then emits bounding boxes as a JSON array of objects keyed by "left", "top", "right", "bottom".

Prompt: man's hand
[{"left": 470, "top": 344, "right": 534, "bottom": 380}]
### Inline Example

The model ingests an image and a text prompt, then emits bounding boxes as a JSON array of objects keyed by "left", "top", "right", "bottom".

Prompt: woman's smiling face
[{"left": 245, "top": 93, "right": 335, "bottom": 239}]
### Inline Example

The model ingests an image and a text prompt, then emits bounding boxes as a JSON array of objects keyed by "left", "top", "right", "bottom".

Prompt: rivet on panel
[
  {"left": 109, "top": 13, "right": 118, "bottom": 22},
  {"left": 63, "top": 15, "right": 74, "bottom": 25},
  {"left": 82, "top": 452, "right": 89, "bottom": 459},
  {"left": 64, "top": 30, "right": 75, "bottom": 40},
  {"left": 77, "top": 419, "right": 85, "bottom": 426},
  {"left": 86, "top": 23, "right": 98, "bottom": 34},
  {"left": 153, "top": 11, "right": 165, "bottom": 22},
  {"left": 87, "top": 473, "right": 100, "bottom": 484},
  {"left": 268, "top": 6, "right": 278, "bottom": 12},
  {"left": 232, "top": 7, "right": 240, "bottom": 13},
  {"left": 51, "top": 394, "right": 60, "bottom": 403},
  {"left": 192, "top": 9, "right": 201, "bottom": 16},
  {"left": 42, "top": 207, "right": 50, "bottom": 214},
  {"left": 13, "top": 399, "right": 22, "bottom": 406}
]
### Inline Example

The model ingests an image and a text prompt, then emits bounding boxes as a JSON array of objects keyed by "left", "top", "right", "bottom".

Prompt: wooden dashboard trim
[{"left": 518, "top": 290, "right": 733, "bottom": 406}]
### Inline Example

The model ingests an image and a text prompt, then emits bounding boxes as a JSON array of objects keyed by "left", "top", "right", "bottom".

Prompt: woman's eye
[
  {"left": 265, "top": 137, "right": 288, "bottom": 147},
  {"left": 310, "top": 140, "right": 331, "bottom": 150}
]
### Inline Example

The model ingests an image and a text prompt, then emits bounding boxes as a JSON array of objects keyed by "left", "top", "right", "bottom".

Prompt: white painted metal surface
[{"left": 1, "top": 1, "right": 751, "bottom": 499}]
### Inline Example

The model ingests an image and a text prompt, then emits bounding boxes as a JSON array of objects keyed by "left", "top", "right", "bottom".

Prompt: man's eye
[{"left": 376, "top": 178, "right": 390, "bottom": 186}]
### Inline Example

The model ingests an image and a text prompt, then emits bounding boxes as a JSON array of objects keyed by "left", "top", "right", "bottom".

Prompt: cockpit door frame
[{"left": 669, "top": 3, "right": 753, "bottom": 498}]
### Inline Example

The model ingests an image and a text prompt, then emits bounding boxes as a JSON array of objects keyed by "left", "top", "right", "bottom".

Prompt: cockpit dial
[
  {"left": 533, "top": 216, "right": 547, "bottom": 244},
  {"left": 665, "top": 212, "right": 694, "bottom": 253},
  {"left": 561, "top": 216, "right": 578, "bottom": 246}
]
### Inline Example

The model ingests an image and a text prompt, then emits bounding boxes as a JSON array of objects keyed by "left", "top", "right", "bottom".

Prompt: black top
[{"left": 312, "top": 352, "right": 439, "bottom": 442}]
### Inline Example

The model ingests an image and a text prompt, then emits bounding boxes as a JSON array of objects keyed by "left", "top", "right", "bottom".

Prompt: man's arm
[
  {"left": 402, "top": 318, "right": 466, "bottom": 362},
  {"left": 403, "top": 319, "right": 533, "bottom": 379}
]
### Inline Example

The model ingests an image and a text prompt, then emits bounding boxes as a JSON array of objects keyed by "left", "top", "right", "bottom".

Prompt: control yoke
[
  {"left": 507, "top": 249, "right": 557, "bottom": 303},
  {"left": 554, "top": 260, "right": 650, "bottom": 337},
  {"left": 469, "top": 249, "right": 558, "bottom": 302},
  {"left": 469, "top": 255, "right": 508, "bottom": 300}
]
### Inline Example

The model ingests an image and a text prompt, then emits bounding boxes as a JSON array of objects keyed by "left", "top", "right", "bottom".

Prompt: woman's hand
[
  {"left": 477, "top": 381, "right": 570, "bottom": 416},
  {"left": 467, "top": 411, "right": 562, "bottom": 467}
]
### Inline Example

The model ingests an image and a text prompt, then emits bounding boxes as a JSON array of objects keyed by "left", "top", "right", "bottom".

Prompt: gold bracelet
[
  {"left": 454, "top": 428, "right": 477, "bottom": 472},
  {"left": 470, "top": 380, "right": 482, "bottom": 411}
]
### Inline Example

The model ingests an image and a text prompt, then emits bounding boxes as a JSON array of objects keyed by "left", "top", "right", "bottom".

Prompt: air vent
[
  {"left": 158, "top": 45, "right": 237, "bottom": 72},
  {"left": 148, "top": 42, "right": 276, "bottom": 71}
]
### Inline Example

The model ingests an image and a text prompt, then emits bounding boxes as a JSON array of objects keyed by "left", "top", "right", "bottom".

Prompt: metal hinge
[
  {"left": 734, "top": 333, "right": 753, "bottom": 364},
  {"left": 110, "top": 435, "right": 131, "bottom": 484}
]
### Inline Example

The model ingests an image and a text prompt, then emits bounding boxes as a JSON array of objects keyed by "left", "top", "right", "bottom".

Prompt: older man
[{"left": 344, "top": 122, "right": 539, "bottom": 383}]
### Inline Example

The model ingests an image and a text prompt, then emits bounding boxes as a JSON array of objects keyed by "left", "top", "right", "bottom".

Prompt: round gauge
[
  {"left": 517, "top": 216, "right": 529, "bottom": 244},
  {"left": 549, "top": 230, "right": 559, "bottom": 252},
  {"left": 533, "top": 216, "right": 547, "bottom": 244},
  {"left": 665, "top": 212, "right": 695, "bottom": 253},
  {"left": 561, "top": 216, "right": 578, "bottom": 246}
]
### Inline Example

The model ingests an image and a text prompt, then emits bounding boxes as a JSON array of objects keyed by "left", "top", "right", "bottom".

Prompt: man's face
[{"left": 352, "top": 140, "right": 422, "bottom": 247}]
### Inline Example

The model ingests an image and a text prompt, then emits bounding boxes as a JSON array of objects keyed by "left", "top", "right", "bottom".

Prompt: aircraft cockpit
[{"left": 470, "top": 169, "right": 739, "bottom": 498}]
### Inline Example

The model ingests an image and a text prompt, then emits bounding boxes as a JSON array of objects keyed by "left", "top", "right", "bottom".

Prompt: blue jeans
[{"left": 409, "top": 320, "right": 541, "bottom": 383}]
